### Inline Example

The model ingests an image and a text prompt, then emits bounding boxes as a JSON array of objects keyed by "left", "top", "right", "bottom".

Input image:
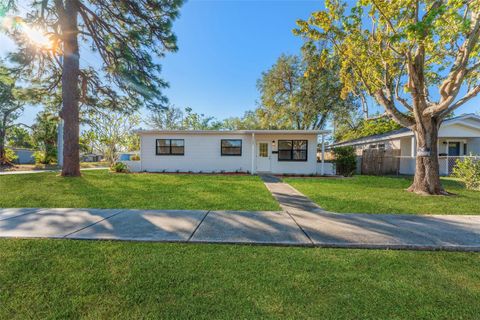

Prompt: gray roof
[{"left": 329, "top": 113, "right": 480, "bottom": 148}]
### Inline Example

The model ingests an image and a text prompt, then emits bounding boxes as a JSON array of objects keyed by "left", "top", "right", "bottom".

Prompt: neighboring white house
[
  {"left": 329, "top": 113, "right": 480, "bottom": 175},
  {"left": 124, "top": 130, "right": 332, "bottom": 175},
  {"left": 12, "top": 148, "right": 35, "bottom": 164}
]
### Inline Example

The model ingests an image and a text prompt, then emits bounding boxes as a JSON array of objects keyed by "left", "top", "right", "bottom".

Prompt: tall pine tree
[{"left": 3, "top": 0, "right": 183, "bottom": 176}]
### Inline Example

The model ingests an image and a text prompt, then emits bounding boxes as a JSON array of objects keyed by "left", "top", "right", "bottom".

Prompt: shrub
[
  {"left": 452, "top": 158, "right": 480, "bottom": 191},
  {"left": 333, "top": 146, "right": 357, "bottom": 177},
  {"left": 1, "top": 148, "right": 18, "bottom": 164},
  {"left": 130, "top": 154, "right": 140, "bottom": 161},
  {"left": 33, "top": 150, "right": 56, "bottom": 165},
  {"left": 111, "top": 162, "right": 129, "bottom": 173},
  {"left": 33, "top": 151, "right": 46, "bottom": 164}
]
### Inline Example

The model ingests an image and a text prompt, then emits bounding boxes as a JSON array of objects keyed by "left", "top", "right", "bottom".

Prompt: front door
[
  {"left": 448, "top": 142, "right": 461, "bottom": 156},
  {"left": 256, "top": 141, "right": 271, "bottom": 172}
]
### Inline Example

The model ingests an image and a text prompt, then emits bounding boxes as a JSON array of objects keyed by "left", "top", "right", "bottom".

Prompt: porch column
[
  {"left": 321, "top": 134, "right": 325, "bottom": 175},
  {"left": 411, "top": 136, "right": 416, "bottom": 157},
  {"left": 445, "top": 140, "right": 449, "bottom": 174},
  {"left": 251, "top": 133, "right": 255, "bottom": 175}
]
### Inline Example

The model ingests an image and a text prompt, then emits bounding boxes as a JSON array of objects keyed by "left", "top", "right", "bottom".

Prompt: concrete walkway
[{"left": 1, "top": 206, "right": 480, "bottom": 251}]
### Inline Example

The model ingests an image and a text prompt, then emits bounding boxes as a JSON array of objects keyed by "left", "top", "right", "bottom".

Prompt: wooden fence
[{"left": 361, "top": 149, "right": 400, "bottom": 175}]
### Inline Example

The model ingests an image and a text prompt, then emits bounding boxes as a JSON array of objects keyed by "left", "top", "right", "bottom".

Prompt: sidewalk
[{"left": 1, "top": 206, "right": 480, "bottom": 251}]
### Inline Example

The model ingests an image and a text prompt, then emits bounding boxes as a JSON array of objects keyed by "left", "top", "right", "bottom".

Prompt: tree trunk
[
  {"left": 407, "top": 117, "right": 448, "bottom": 195},
  {"left": 0, "top": 128, "right": 6, "bottom": 165},
  {"left": 60, "top": 1, "right": 81, "bottom": 177}
]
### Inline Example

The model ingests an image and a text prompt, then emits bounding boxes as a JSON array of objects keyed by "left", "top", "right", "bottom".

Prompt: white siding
[
  {"left": 466, "top": 138, "right": 480, "bottom": 155},
  {"left": 139, "top": 132, "right": 319, "bottom": 174}
]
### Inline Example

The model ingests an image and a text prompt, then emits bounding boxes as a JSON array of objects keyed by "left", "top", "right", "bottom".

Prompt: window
[
  {"left": 369, "top": 144, "right": 377, "bottom": 149},
  {"left": 156, "top": 139, "right": 184, "bottom": 155},
  {"left": 464, "top": 143, "right": 468, "bottom": 156},
  {"left": 259, "top": 143, "right": 268, "bottom": 157},
  {"left": 378, "top": 144, "right": 386, "bottom": 150},
  {"left": 221, "top": 139, "right": 242, "bottom": 156},
  {"left": 278, "top": 140, "right": 308, "bottom": 161}
]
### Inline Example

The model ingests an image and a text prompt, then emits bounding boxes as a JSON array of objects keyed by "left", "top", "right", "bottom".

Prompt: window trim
[
  {"left": 156, "top": 139, "right": 185, "bottom": 156},
  {"left": 277, "top": 140, "right": 308, "bottom": 162},
  {"left": 221, "top": 139, "right": 242, "bottom": 156}
]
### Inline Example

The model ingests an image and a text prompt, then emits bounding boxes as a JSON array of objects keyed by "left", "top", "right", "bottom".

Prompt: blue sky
[
  {"left": 158, "top": 0, "right": 328, "bottom": 120},
  {"left": 4, "top": 0, "right": 480, "bottom": 125}
]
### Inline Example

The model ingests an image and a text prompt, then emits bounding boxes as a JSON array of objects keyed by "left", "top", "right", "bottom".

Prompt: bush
[
  {"left": 33, "top": 151, "right": 46, "bottom": 164},
  {"left": 111, "top": 162, "right": 129, "bottom": 173},
  {"left": 333, "top": 146, "right": 357, "bottom": 177},
  {"left": 452, "top": 158, "right": 480, "bottom": 191},
  {"left": 130, "top": 154, "right": 140, "bottom": 161},
  {"left": 1, "top": 148, "right": 18, "bottom": 164},
  {"left": 33, "top": 150, "right": 56, "bottom": 165}
]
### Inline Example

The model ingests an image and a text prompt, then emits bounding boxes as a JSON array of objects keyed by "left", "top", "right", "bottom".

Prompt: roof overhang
[{"left": 136, "top": 129, "right": 330, "bottom": 135}]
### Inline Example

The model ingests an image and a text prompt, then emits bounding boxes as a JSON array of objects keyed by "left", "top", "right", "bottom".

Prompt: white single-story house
[
  {"left": 329, "top": 113, "right": 480, "bottom": 175},
  {"left": 123, "top": 130, "right": 332, "bottom": 175}
]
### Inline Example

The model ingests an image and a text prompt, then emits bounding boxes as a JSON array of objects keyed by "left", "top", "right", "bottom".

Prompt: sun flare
[{"left": 21, "top": 24, "right": 54, "bottom": 50}]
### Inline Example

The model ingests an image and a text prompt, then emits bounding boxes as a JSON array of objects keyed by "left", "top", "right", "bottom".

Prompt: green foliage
[
  {"left": 84, "top": 111, "right": 140, "bottom": 165},
  {"left": 0, "top": 61, "right": 32, "bottom": 164},
  {"left": 222, "top": 110, "right": 263, "bottom": 130},
  {"left": 3, "top": 148, "right": 18, "bottom": 164},
  {"left": 256, "top": 49, "right": 357, "bottom": 130},
  {"left": 6, "top": 126, "right": 34, "bottom": 149},
  {"left": 333, "top": 146, "right": 357, "bottom": 177},
  {"left": 148, "top": 106, "right": 223, "bottom": 130},
  {"left": 32, "top": 150, "right": 56, "bottom": 165},
  {"left": 335, "top": 116, "right": 402, "bottom": 142},
  {"left": 111, "top": 162, "right": 129, "bottom": 173},
  {"left": 4, "top": 0, "right": 185, "bottom": 112},
  {"left": 32, "top": 112, "right": 58, "bottom": 164},
  {"left": 295, "top": 1, "right": 480, "bottom": 127},
  {"left": 452, "top": 158, "right": 480, "bottom": 191}
]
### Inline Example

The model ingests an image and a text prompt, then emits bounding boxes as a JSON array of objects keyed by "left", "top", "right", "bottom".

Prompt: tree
[
  {"left": 222, "top": 110, "right": 263, "bottom": 130},
  {"left": 6, "top": 126, "right": 34, "bottom": 149},
  {"left": 3, "top": 0, "right": 184, "bottom": 176},
  {"left": 84, "top": 111, "right": 140, "bottom": 165},
  {"left": 296, "top": 1, "right": 480, "bottom": 195},
  {"left": 334, "top": 114, "right": 402, "bottom": 142},
  {"left": 0, "top": 63, "right": 27, "bottom": 165},
  {"left": 32, "top": 111, "right": 58, "bottom": 164},
  {"left": 182, "top": 107, "right": 223, "bottom": 130},
  {"left": 147, "top": 106, "right": 184, "bottom": 130},
  {"left": 256, "top": 48, "right": 356, "bottom": 130},
  {"left": 148, "top": 106, "right": 222, "bottom": 130}
]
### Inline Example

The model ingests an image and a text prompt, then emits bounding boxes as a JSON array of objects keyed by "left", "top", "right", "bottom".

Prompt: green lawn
[
  {"left": 285, "top": 176, "right": 480, "bottom": 215},
  {"left": 0, "top": 170, "right": 279, "bottom": 211},
  {"left": 0, "top": 240, "right": 479, "bottom": 319}
]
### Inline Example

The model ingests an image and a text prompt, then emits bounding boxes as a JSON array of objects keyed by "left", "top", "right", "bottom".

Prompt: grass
[
  {"left": 0, "top": 239, "right": 479, "bottom": 319},
  {"left": 285, "top": 175, "right": 480, "bottom": 215},
  {"left": 0, "top": 170, "right": 279, "bottom": 211}
]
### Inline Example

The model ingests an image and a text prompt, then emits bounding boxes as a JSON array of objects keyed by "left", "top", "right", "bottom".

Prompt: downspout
[
  {"left": 251, "top": 133, "right": 255, "bottom": 175},
  {"left": 321, "top": 134, "right": 325, "bottom": 175},
  {"left": 139, "top": 134, "right": 143, "bottom": 172}
]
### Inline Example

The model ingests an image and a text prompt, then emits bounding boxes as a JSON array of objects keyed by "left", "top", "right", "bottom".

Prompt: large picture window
[
  {"left": 278, "top": 140, "right": 308, "bottom": 161},
  {"left": 156, "top": 139, "right": 184, "bottom": 155},
  {"left": 221, "top": 139, "right": 242, "bottom": 156}
]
